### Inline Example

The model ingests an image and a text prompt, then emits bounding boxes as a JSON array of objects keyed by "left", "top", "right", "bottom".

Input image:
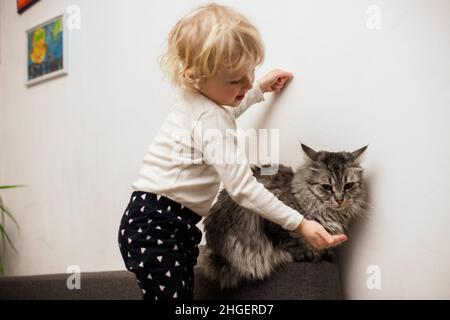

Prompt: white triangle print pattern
[
  {"left": 167, "top": 206, "right": 171, "bottom": 211},
  {"left": 157, "top": 210, "right": 162, "bottom": 214},
  {"left": 138, "top": 228, "right": 142, "bottom": 233},
  {"left": 146, "top": 235, "right": 151, "bottom": 240},
  {"left": 141, "top": 194, "right": 146, "bottom": 200},
  {"left": 165, "top": 271, "right": 171, "bottom": 277},
  {"left": 173, "top": 292, "right": 178, "bottom": 298},
  {"left": 157, "top": 195, "right": 161, "bottom": 201},
  {"left": 141, "top": 248, "right": 146, "bottom": 254},
  {"left": 125, "top": 210, "right": 129, "bottom": 216},
  {"left": 128, "top": 238, "right": 132, "bottom": 244},
  {"left": 128, "top": 219, "right": 133, "bottom": 224},
  {"left": 132, "top": 196, "right": 136, "bottom": 202},
  {"left": 157, "top": 256, "right": 163, "bottom": 262},
  {"left": 156, "top": 226, "right": 162, "bottom": 230},
  {"left": 175, "top": 261, "right": 180, "bottom": 267},
  {"left": 147, "top": 273, "right": 152, "bottom": 280},
  {"left": 140, "top": 206, "right": 145, "bottom": 212},
  {"left": 139, "top": 262, "right": 144, "bottom": 268},
  {"left": 159, "top": 285, "right": 165, "bottom": 291},
  {"left": 182, "top": 280, "right": 185, "bottom": 287},
  {"left": 174, "top": 244, "right": 178, "bottom": 251},
  {"left": 121, "top": 229, "right": 125, "bottom": 236},
  {"left": 157, "top": 240, "right": 163, "bottom": 245}
]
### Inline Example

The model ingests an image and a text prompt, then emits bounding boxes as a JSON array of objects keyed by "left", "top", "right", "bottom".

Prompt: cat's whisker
[{"left": 353, "top": 200, "right": 376, "bottom": 210}]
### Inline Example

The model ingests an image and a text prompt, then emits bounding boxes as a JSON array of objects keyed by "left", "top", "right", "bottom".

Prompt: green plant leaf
[
  {"left": 0, "top": 224, "right": 18, "bottom": 253},
  {"left": 0, "top": 185, "right": 27, "bottom": 190},
  {"left": 0, "top": 202, "right": 20, "bottom": 228},
  {"left": 0, "top": 185, "right": 24, "bottom": 274},
  {"left": 0, "top": 247, "right": 3, "bottom": 274},
  {"left": 0, "top": 199, "right": 5, "bottom": 253}
]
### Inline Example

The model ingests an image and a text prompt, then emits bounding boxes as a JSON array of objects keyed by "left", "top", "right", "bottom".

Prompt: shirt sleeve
[
  {"left": 193, "top": 109, "right": 304, "bottom": 231},
  {"left": 229, "top": 84, "right": 266, "bottom": 119}
]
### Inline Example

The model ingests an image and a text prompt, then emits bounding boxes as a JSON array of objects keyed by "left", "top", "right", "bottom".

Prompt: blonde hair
[{"left": 160, "top": 3, "right": 265, "bottom": 92}]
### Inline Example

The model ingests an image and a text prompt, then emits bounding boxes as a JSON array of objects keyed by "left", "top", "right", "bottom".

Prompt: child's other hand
[
  {"left": 295, "top": 218, "right": 348, "bottom": 250},
  {"left": 258, "top": 69, "right": 294, "bottom": 93}
]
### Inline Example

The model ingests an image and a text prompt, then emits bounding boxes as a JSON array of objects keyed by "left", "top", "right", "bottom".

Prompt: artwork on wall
[
  {"left": 17, "top": 0, "right": 40, "bottom": 14},
  {"left": 26, "top": 14, "right": 69, "bottom": 87}
]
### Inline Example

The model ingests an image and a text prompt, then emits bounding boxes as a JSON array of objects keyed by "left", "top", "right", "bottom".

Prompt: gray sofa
[{"left": 0, "top": 259, "right": 342, "bottom": 300}]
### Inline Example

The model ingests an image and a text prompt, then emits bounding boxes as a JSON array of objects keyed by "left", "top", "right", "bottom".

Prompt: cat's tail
[{"left": 198, "top": 248, "right": 244, "bottom": 290}]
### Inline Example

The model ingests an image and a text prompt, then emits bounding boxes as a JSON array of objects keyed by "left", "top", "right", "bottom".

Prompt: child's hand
[
  {"left": 295, "top": 218, "right": 348, "bottom": 250},
  {"left": 258, "top": 69, "right": 294, "bottom": 93}
]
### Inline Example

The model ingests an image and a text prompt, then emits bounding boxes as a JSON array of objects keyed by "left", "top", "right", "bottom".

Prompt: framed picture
[
  {"left": 17, "top": 0, "right": 40, "bottom": 14},
  {"left": 26, "top": 14, "right": 69, "bottom": 87}
]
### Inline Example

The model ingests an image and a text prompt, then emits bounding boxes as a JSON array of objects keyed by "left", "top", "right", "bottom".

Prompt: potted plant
[{"left": 0, "top": 185, "right": 23, "bottom": 274}]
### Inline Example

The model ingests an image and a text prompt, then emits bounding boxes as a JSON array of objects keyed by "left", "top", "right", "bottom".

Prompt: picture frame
[
  {"left": 17, "top": 0, "right": 40, "bottom": 15},
  {"left": 26, "top": 13, "right": 69, "bottom": 87}
]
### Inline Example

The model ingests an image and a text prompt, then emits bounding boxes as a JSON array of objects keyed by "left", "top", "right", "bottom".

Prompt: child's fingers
[
  {"left": 277, "top": 77, "right": 290, "bottom": 86},
  {"left": 270, "top": 75, "right": 292, "bottom": 92},
  {"left": 317, "top": 230, "right": 348, "bottom": 247},
  {"left": 279, "top": 72, "right": 293, "bottom": 79},
  {"left": 328, "top": 235, "right": 348, "bottom": 247},
  {"left": 318, "top": 229, "right": 334, "bottom": 244}
]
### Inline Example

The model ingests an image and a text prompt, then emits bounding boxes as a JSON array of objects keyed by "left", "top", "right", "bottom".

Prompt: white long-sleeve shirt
[{"left": 131, "top": 85, "right": 303, "bottom": 231}]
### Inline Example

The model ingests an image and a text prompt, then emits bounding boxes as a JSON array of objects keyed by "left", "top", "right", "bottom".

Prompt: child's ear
[{"left": 184, "top": 69, "right": 201, "bottom": 86}]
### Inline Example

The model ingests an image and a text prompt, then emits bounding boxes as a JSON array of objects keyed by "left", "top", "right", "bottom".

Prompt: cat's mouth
[{"left": 325, "top": 200, "right": 353, "bottom": 211}]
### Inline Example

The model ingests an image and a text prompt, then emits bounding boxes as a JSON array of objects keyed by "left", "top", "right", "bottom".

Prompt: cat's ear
[
  {"left": 351, "top": 145, "right": 368, "bottom": 163},
  {"left": 300, "top": 142, "right": 318, "bottom": 161}
]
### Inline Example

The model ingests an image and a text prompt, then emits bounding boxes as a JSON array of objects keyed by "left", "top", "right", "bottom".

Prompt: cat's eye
[
  {"left": 321, "top": 184, "right": 333, "bottom": 191},
  {"left": 344, "top": 182, "right": 355, "bottom": 190}
]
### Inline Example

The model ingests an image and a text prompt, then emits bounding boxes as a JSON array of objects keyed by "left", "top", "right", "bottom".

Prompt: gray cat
[{"left": 199, "top": 143, "right": 369, "bottom": 289}]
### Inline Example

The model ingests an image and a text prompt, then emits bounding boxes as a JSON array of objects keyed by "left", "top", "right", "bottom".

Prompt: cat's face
[{"left": 301, "top": 144, "right": 367, "bottom": 211}]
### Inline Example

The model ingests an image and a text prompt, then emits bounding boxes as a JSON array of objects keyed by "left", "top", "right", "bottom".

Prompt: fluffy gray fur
[{"left": 199, "top": 143, "right": 369, "bottom": 289}]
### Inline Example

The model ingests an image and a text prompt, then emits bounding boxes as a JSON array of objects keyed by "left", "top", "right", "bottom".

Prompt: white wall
[{"left": 1, "top": 0, "right": 449, "bottom": 299}]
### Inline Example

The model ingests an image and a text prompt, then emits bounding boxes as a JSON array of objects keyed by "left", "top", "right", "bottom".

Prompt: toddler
[{"left": 118, "top": 3, "right": 347, "bottom": 301}]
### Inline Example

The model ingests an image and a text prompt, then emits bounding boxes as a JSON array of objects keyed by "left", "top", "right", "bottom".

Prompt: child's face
[{"left": 198, "top": 66, "right": 255, "bottom": 107}]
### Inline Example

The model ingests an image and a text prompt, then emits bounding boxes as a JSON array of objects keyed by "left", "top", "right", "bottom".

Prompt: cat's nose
[{"left": 336, "top": 199, "right": 344, "bottom": 206}]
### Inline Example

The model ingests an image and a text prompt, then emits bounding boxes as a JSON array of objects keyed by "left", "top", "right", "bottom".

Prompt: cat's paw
[
  {"left": 322, "top": 249, "right": 335, "bottom": 262},
  {"left": 290, "top": 249, "right": 322, "bottom": 263},
  {"left": 304, "top": 250, "right": 323, "bottom": 263}
]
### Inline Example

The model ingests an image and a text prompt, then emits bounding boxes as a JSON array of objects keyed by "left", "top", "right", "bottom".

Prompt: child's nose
[{"left": 243, "top": 78, "right": 253, "bottom": 90}]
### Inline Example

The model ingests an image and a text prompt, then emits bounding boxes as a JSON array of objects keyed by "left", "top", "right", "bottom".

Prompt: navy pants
[{"left": 118, "top": 191, "right": 203, "bottom": 300}]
